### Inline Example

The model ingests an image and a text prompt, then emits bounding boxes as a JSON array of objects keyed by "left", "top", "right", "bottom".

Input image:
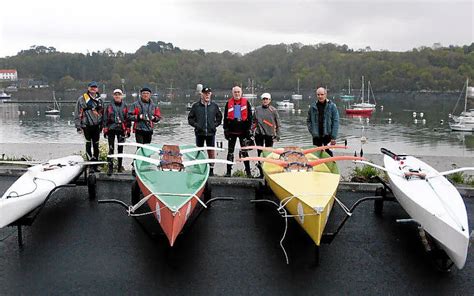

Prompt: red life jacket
[{"left": 227, "top": 97, "right": 248, "bottom": 120}]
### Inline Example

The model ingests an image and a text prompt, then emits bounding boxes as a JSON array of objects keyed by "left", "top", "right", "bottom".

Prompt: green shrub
[{"left": 351, "top": 164, "right": 380, "bottom": 183}]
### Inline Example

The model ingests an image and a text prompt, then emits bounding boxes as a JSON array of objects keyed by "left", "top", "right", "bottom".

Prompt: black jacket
[{"left": 188, "top": 100, "right": 223, "bottom": 136}]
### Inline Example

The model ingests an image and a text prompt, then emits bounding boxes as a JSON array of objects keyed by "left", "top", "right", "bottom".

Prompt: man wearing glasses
[{"left": 74, "top": 81, "right": 104, "bottom": 171}]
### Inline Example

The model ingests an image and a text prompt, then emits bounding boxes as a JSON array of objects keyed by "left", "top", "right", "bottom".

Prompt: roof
[{"left": 0, "top": 69, "right": 17, "bottom": 74}]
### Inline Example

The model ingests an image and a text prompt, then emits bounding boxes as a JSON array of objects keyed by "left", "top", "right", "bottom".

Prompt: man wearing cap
[
  {"left": 74, "top": 81, "right": 104, "bottom": 171},
  {"left": 252, "top": 92, "right": 281, "bottom": 178},
  {"left": 223, "top": 86, "right": 253, "bottom": 177},
  {"left": 188, "top": 86, "right": 222, "bottom": 176},
  {"left": 128, "top": 87, "right": 162, "bottom": 144},
  {"left": 307, "top": 87, "right": 339, "bottom": 156},
  {"left": 103, "top": 89, "right": 130, "bottom": 175}
]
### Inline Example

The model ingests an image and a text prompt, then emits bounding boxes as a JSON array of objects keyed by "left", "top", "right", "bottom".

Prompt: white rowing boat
[
  {"left": 375, "top": 149, "right": 471, "bottom": 270},
  {"left": 0, "top": 155, "right": 85, "bottom": 228}
]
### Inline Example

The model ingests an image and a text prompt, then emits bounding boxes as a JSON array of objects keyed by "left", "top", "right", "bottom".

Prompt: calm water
[{"left": 0, "top": 93, "right": 473, "bottom": 157}]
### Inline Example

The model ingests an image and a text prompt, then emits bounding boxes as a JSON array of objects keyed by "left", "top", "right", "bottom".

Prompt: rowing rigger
[{"left": 108, "top": 154, "right": 234, "bottom": 167}]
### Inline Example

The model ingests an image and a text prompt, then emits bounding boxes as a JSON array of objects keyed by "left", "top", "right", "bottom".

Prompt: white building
[{"left": 0, "top": 69, "right": 18, "bottom": 81}]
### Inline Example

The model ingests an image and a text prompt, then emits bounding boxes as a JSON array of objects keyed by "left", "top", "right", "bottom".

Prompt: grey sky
[{"left": 0, "top": 0, "right": 472, "bottom": 57}]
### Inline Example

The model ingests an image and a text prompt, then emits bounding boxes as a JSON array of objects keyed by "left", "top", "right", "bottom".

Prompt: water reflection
[{"left": 0, "top": 93, "right": 473, "bottom": 157}]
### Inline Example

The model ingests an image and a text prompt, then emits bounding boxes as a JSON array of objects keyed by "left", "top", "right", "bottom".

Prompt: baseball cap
[
  {"left": 88, "top": 81, "right": 98, "bottom": 87},
  {"left": 261, "top": 93, "right": 271, "bottom": 100},
  {"left": 113, "top": 89, "right": 123, "bottom": 94},
  {"left": 202, "top": 87, "right": 212, "bottom": 93}
]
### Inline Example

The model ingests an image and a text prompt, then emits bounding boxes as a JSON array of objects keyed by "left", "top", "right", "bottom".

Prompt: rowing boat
[
  {"left": 242, "top": 146, "right": 362, "bottom": 246},
  {"left": 381, "top": 149, "right": 470, "bottom": 269},
  {"left": 0, "top": 155, "right": 85, "bottom": 228},
  {"left": 128, "top": 144, "right": 211, "bottom": 246}
]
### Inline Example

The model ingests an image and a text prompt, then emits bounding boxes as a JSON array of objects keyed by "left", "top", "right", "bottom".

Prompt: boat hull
[
  {"left": 135, "top": 145, "right": 209, "bottom": 246},
  {"left": 0, "top": 155, "right": 84, "bottom": 228},
  {"left": 345, "top": 108, "right": 373, "bottom": 115},
  {"left": 384, "top": 155, "right": 470, "bottom": 269},
  {"left": 137, "top": 178, "right": 204, "bottom": 246},
  {"left": 262, "top": 150, "right": 340, "bottom": 246}
]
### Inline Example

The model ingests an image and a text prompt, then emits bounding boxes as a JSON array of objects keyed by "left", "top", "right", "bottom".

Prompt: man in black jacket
[{"left": 188, "top": 86, "right": 223, "bottom": 176}]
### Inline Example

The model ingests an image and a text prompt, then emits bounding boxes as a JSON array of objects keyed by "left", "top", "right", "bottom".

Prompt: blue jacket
[{"left": 306, "top": 100, "right": 339, "bottom": 139}]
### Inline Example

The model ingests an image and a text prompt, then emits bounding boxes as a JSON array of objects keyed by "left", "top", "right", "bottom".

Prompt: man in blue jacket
[
  {"left": 188, "top": 86, "right": 223, "bottom": 176},
  {"left": 306, "top": 87, "right": 339, "bottom": 156}
]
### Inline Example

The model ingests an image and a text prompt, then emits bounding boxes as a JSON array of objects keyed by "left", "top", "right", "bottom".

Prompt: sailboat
[
  {"left": 243, "top": 78, "right": 258, "bottom": 106},
  {"left": 340, "top": 79, "right": 356, "bottom": 101},
  {"left": 291, "top": 78, "right": 303, "bottom": 101},
  {"left": 450, "top": 78, "right": 474, "bottom": 131},
  {"left": 345, "top": 76, "right": 376, "bottom": 115},
  {"left": 45, "top": 91, "right": 61, "bottom": 115}
]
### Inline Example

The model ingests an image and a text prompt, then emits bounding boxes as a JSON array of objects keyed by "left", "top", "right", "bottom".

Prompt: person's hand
[
  {"left": 139, "top": 114, "right": 144, "bottom": 120},
  {"left": 77, "top": 128, "right": 83, "bottom": 134},
  {"left": 103, "top": 128, "right": 108, "bottom": 139},
  {"left": 274, "top": 135, "right": 280, "bottom": 142},
  {"left": 330, "top": 139, "right": 336, "bottom": 145}
]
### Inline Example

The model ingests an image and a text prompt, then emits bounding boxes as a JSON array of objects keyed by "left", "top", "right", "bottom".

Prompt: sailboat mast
[
  {"left": 361, "top": 76, "right": 365, "bottom": 103},
  {"left": 348, "top": 79, "right": 351, "bottom": 95},
  {"left": 297, "top": 78, "right": 300, "bottom": 94},
  {"left": 464, "top": 78, "right": 469, "bottom": 113}
]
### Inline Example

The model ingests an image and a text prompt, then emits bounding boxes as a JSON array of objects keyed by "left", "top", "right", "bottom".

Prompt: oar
[
  {"left": 239, "top": 156, "right": 365, "bottom": 167},
  {"left": 306, "top": 156, "right": 365, "bottom": 167},
  {"left": 108, "top": 154, "right": 234, "bottom": 167},
  {"left": 118, "top": 143, "right": 224, "bottom": 153}
]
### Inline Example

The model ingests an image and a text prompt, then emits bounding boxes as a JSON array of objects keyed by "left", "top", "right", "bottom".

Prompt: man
[
  {"left": 188, "top": 86, "right": 223, "bottom": 176},
  {"left": 128, "top": 87, "right": 162, "bottom": 144},
  {"left": 223, "top": 86, "right": 253, "bottom": 177},
  {"left": 306, "top": 87, "right": 339, "bottom": 156},
  {"left": 252, "top": 92, "right": 281, "bottom": 178},
  {"left": 103, "top": 89, "right": 130, "bottom": 175},
  {"left": 75, "top": 81, "right": 104, "bottom": 171}
]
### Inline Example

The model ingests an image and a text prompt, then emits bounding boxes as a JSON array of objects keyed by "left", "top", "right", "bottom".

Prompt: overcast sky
[{"left": 0, "top": 0, "right": 472, "bottom": 57}]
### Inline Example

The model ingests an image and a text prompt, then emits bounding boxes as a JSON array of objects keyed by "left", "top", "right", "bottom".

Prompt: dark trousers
[
  {"left": 312, "top": 135, "right": 333, "bottom": 156},
  {"left": 255, "top": 134, "right": 274, "bottom": 157},
  {"left": 196, "top": 135, "right": 216, "bottom": 167},
  {"left": 83, "top": 125, "right": 101, "bottom": 160},
  {"left": 108, "top": 130, "right": 125, "bottom": 167},
  {"left": 227, "top": 134, "right": 252, "bottom": 174},
  {"left": 135, "top": 130, "right": 153, "bottom": 144}
]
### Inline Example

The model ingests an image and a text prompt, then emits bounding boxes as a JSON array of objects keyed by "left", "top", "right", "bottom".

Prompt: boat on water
[
  {"left": 0, "top": 155, "right": 86, "bottom": 228},
  {"left": 276, "top": 100, "right": 294, "bottom": 110},
  {"left": 360, "top": 148, "right": 473, "bottom": 270},
  {"left": 186, "top": 102, "right": 193, "bottom": 111},
  {"left": 450, "top": 78, "right": 474, "bottom": 131},
  {"left": 45, "top": 91, "right": 61, "bottom": 115},
  {"left": 346, "top": 76, "right": 376, "bottom": 115},
  {"left": 0, "top": 90, "right": 11, "bottom": 102},
  {"left": 340, "top": 79, "right": 356, "bottom": 101}
]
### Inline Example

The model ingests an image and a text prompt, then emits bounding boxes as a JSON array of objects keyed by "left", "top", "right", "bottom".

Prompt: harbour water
[{"left": 0, "top": 92, "right": 472, "bottom": 160}]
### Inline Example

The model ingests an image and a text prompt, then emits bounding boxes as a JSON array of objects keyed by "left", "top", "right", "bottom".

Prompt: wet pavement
[{"left": 0, "top": 176, "right": 473, "bottom": 295}]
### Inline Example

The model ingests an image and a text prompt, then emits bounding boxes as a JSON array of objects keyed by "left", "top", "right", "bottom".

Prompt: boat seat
[{"left": 161, "top": 145, "right": 184, "bottom": 171}]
